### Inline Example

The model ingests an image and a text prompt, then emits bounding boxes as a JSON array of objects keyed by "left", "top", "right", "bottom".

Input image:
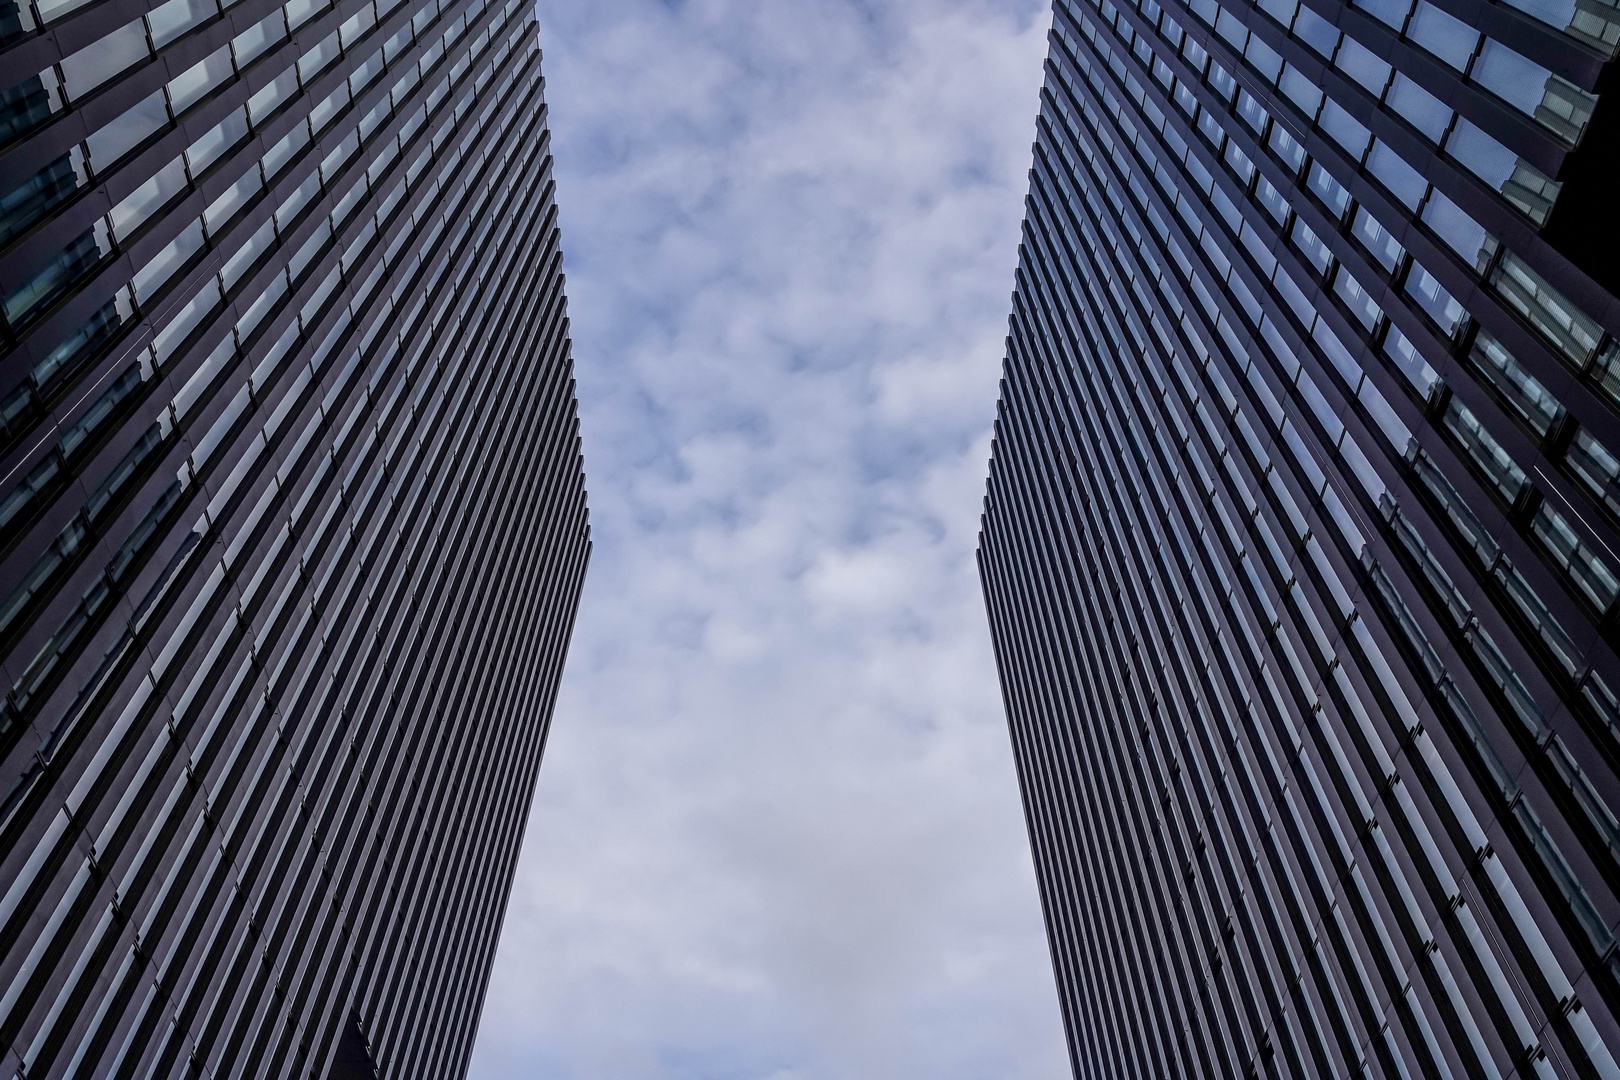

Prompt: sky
[{"left": 465, "top": 2, "right": 1066, "bottom": 1078}]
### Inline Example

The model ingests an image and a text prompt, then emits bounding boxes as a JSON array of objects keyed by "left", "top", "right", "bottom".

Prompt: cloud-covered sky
[{"left": 466, "top": 2, "right": 1065, "bottom": 1077}]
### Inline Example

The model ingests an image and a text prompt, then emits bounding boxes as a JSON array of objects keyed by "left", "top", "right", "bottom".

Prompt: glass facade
[
  {"left": 0, "top": 0, "right": 589, "bottom": 1072},
  {"left": 979, "top": 0, "right": 1620, "bottom": 1075}
]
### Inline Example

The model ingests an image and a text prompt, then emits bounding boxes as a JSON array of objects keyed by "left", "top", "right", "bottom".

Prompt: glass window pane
[{"left": 1407, "top": 1, "right": 1479, "bottom": 69}]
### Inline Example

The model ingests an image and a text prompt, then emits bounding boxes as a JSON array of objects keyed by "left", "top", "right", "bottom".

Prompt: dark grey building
[
  {"left": 979, "top": 0, "right": 1620, "bottom": 1076},
  {"left": 0, "top": 0, "right": 588, "bottom": 1072}
]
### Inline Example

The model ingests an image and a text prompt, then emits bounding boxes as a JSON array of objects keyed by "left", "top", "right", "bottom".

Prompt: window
[
  {"left": 1568, "top": 430, "right": 1620, "bottom": 518},
  {"left": 1421, "top": 189, "right": 1496, "bottom": 273},
  {"left": 1333, "top": 266, "right": 1384, "bottom": 331},
  {"left": 1, "top": 0, "right": 37, "bottom": 45},
  {"left": 1352, "top": 208, "right": 1406, "bottom": 274},
  {"left": 29, "top": 290, "right": 132, "bottom": 396},
  {"left": 222, "top": 217, "right": 274, "bottom": 291},
  {"left": 1592, "top": 342, "right": 1620, "bottom": 407},
  {"left": 1, "top": 71, "right": 62, "bottom": 146},
  {"left": 1365, "top": 141, "right": 1426, "bottom": 209},
  {"left": 1291, "top": 217, "right": 1334, "bottom": 275},
  {"left": 285, "top": 0, "right": 329, "bottom": 29},
  {"left": 1182, "top": 33, "right": 1210, "bottom": 74},
  {"left": 232, "top": 10, "right": 288, "bottom": 66},
  {"left": 3, "top": 221, "right": 111, "bottom": 327},
  {"left": 1406, "top": 263, "right": 1468, "bottom": 337},
  {"left": 1307, "top": 162, "right": 1352, "bottom": 220},
  {"left": 147, "top": 0, "right": 218, "bottom": 48},
  {"left": 1255, "top": 175, "right": 1290, "bottom": 226},
  {"left": 1353, "top": 0, "right": 1413, "bottom": 29},
  {"left": 1444, "top": 399, "right": 1527, "bottom": 501},
  {"left": 263, "top": 119, "right": 311, "bottom": 179},
  {"left": 1383, "top": 323, "right": 1439, "bottom": 397},
  {"left": 85, "top": 91, "right": 169, "bottom": 171},
  {"left": 203, "top": 167, "right": 262, "bottom": 235},
  {"left": 111, "top": 157, "right": 188, "bottom": 240},
  {"left": 297, "top": 29, "right": 342, "bottom": 83},
  {"left": 60, "top": 22, "right": 150, "bottom": 101},
  {"left": 1267, "top": 123, "right": 1306, "bottom": 172},
  {"left": 248, "top": 67, "right": 299, "bottom": 126},
  {"left": 1533, "top": 503, "right": 1620, "bottom": 612},
  {"left": 1335, "top": 36, "right": 1393, "bottom": 96},
  {"left": 1384, "top": 74, "right": 1451, "bottom": 142},
  {"left": 1490, "top": 251, "right": 1604, "bottom": 367},
  {"left": 1292, "top": 3, "right": 1339, "bottom": 56},
  {"left": 1405, "top": 1, "right": 1478, "bottom": 69},
  {"left": 1236, "top": 90, "right": 1268, "bottom": 134},
  {"left": 1278, "top": 63, "right": 1323, "bottom": 116},
  {"left": 1317, "top": 99, "right": 1371, "bottom": 159},
  {"left": 182, "top": 115, "right": 244, "bottom": 183},
  {"left": 1257, "top": 0, "right": 1298, "bottom": 24},
  {"left": 1467, "top": 330, "right": 1562, "bottom": 437},
  {"left": 1244, "top": 35, "right": 1283, "bottom": 83},
  {"left": 131, "top": 218, "right": 204, "bottom": 302},
  {"left": 0, "top": 151, "right": 84, "bottom": 245},
  {"left": 1224, "top": 140, "right": 1256, "bottom": 185},
  {"left": 168, "top": 45, "right": 236, "bottom": 115},
  {"left": 1194, "top": 104, "right": 1224, "bottom": 150},
  {"left": 1536, "top": 76, "right": 1598, "bottom": 147},
  {"left": 1467, "top": 40, "right": 1595, "bottom": 146}
]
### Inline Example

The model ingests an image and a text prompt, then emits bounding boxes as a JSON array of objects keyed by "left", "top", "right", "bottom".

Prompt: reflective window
[
  {"left": 60, "top": 22, "right": 150, "bottom": 101},
  {"left": 110, "top": 156, "right": 188, "bottom": 240},
  {"left": 168, "top": 45, "right": 236, "bottom": 115},
  {"left": 1447, "top": 118, "right": 1560, "bottom": 224},
  {"left": 203, "top": 167, "right": 262, "bottom": 235},
  {"left": 1406, "top": 263, "right": 1468, "bottom": 337},
  {"left": 1333, "top": 266, "right": 1383, "bottom": 331},
  {"left": 232, "top": 10, "right": 288, "bottom": 66},
  {"left": 1444, "top": 399, "right": 1527, "bottom": 501},
  {"left": 1318, "top": 99, "right": 1371, "bottom": 159},
  {"left": 0, "top": 0, "right": 37, "bottom": 45},
  {"left": 1533, "top": 504, "right": 1620, "bottom": 611},
  {"left": 0, "top": 150, "right": 84, "bottom": 244},
  {"left": 3, "top": 221, "right": 111, "bottom": 326},
  {"left": 1335, "top": 36, "right": 1392, "bottom": 96},
  {"left": 1383, "top": 323, "right": 1439, "bottom": 397},
  {"left": 1467, "top": 330, "right": 1563, "bottom": 437},
  {"left": 1306, "top": 162, "right": 1351, "bottom": 221},
  {"left": 1267, "top": 123, "right": 1305, "bottom": 172},
  {"left": 1490, "top": 251, "right": 1604, "bottom": 367},
  {"left": 1568, "top": 431, "right": 1620, "bottom": 519},
  {"left": 1292, "top": 3, "right": 1339, "bottom": 55},
  {"left": 1351, "top": 207, "right": 1406, "bottom": 274},
  {"left": 1366, "top": 141, "right": 1426, "bottom": 208},
  {"left": 185, "top": 106, "right": 250, "bottom": 176},
  {"left": 147, "top": 0, "right": 219, "bottom": 48},
  {"left": 85, "top": 91, "right": 170, "bottom": 171},
  {"left": 1406, "top": 1, "right": 1478, "bottom": 69},
  {"left": 1421, "top": 189, "right": 1497, "bottom": 273},
  {"left": 1384, "top": 74, "right": 1451, "bottom": 142},
  {"left": 1, "top": 71, "right": 62, "bottom": 146}
]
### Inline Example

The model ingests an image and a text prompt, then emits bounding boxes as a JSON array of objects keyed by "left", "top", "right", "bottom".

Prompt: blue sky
[{"left": 466, "top": 2, "right": 1066, "bottom": 1077}]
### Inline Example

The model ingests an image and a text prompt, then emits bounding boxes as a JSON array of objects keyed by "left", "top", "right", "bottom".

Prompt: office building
[
  {"left": 979, "top": 0, "right": 1620, "bottom": 1075},
  {"left": 0, "top": 0, "right": 588, "bottom": 1072}
]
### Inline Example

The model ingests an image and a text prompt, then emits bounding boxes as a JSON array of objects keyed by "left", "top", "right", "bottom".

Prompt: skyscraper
[
  {"left": 0, "top": 0, "right": 588, "bottom": 1071},
  {"left": 979, "top": 0, "right": 1620, "bottom": 1076}
]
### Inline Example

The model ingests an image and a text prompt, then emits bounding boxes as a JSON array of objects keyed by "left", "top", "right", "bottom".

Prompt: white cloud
[{"left": 467, "top": 2, "right": 1067, "bottom": 1078}]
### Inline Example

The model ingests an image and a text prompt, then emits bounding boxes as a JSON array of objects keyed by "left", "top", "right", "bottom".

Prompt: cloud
[{"left": 466, "top": 2, "right": 1067, "bottom": 1078}]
